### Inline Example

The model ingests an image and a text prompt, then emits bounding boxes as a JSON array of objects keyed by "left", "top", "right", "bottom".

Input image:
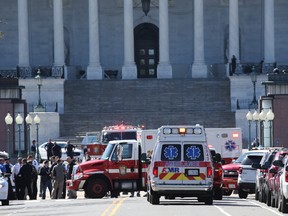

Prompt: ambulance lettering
[{"left": 162, "top": 167, "right": 180, "bottom": 173}]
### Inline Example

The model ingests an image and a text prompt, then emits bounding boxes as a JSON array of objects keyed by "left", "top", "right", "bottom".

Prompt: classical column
[
  {"left": 264, "top": 0, "right": 275, "bottom": 64},
  {"left": 229, "top": 0, "right": 240, "bottom": 65},
  {"left": 157, "top": 0, "right": 172, "bottom": 79},
  {"left": 122, "top": 0, "right": 137, "bottom": 79},
  {"left": 18, "top": 0, "right": 29, "bottom": 67},
  {"left": 87, "top": 0, "right": 103, "bottom": 80},
  {"left": 191, "top": 0, "right": 207, "bottom": 78},
  {"left": 53, "top": 0, "right": 65, "bottom": 73}
]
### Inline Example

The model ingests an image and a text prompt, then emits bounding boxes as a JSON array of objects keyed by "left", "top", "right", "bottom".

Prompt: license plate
[
  {"left": 186, "top": 169, "right": 199, "bottom": 176},
  {"left": 228, "top": 184, "right": 236, "bottom": 189}
]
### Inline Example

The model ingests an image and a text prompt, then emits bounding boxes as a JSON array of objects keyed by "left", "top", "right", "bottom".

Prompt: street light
[
  {"left": 34, "top": 114, "right": 41, "bottom": 162},
  {"left": 266, "top": 108, "right": 275, "bottom": 147},
  {"left": 4, "top": 113, "right": 13, "bottom": 158},
  {"left": 249, "top": 66, "right": 258, "bottom": 109},
  {"left": 15, "top": 113, "right": 23, "bottom": 157},
  {"left": 141, "top": 0, "right": 151, "bottom": 16},
  {"left": 259, "top": 109, "right": 266, "bottom": 147},
  {"left": 25, "top": 114, "right": 33, "bottom": 155},
  {"left": 34, "top": 69, "right": 45, "bottom": 112},
  {"left": 252, "top": 110, "right": 259, "bottom": 147},
  {"left": 246, "top": 110, "right": 253, "bottom": 150}
]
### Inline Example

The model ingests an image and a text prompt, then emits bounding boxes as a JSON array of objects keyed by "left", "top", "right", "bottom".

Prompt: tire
[
  {"left": 85, "top": 178, "right": 108, "bottom": 198},
  {"left": 222, "top": 189, "right": 233, "bottom": 196},
  {"left": 238, "top": 188, "right": 248, "bottom": 199},
  {"left": 266, "top": 190, "right": 272, "bottom": 206},
  {"left": 280, "top": 194, "right": 288, "bottom": 213},
  {"left": 213, "top": 187, "right": 223, "bottom": 200},
  {"left": 2, "top": 200, "right": 9, "bottom": 206},
  {"left": 204, "top": 196, "right": 213, "bottom": 205},
  {"left": 150, "top": 193, "right": 159, "bottom": 205}
]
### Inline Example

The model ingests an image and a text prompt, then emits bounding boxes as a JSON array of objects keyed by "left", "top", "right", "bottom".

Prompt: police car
[{"left": 147, "top": 125, "right": 214, "bottom": 205}]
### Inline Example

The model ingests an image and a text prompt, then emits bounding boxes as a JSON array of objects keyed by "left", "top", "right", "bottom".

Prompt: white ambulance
[{"left": 146, "top": 125, "right": 214, "bottom": 205}]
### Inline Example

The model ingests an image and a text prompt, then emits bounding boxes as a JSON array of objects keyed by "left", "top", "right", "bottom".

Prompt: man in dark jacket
[
  {"left": 18, "top": 158, "right": 33, "bottom": 200},
  {"left": 65, "top": 141, "right": 75, "bottom": 159},
  {"left": 44, "top": 139, "right": 54, "bottom": 160},
  {"left": 52, "top": 142, "right": 62, "bottom": 159}
]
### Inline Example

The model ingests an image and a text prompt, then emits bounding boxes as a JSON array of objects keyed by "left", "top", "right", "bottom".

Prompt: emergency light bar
[
  {"left": 103, "top": 125, "right": 137, "bottom": 130},
  {"left": 163, "top": 127, "right": 202, "bottom": 135}
]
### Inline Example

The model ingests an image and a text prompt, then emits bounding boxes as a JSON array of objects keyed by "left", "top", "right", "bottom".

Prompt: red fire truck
[
  {"left": 82, "top": 124, "right": 140, "bottom": 159},
  {"left": 67, "top": 139, "right": 151, "bottom": 198}
]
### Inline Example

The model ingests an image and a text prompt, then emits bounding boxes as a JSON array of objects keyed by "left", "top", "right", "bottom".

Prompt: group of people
[{"left": 0, "top": 138, "right": 78, "bottom": 201}]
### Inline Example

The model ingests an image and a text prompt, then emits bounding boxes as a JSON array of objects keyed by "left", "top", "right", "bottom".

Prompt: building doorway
[{"left": 134, "top": 23, "right": 159, "bottom": 78}]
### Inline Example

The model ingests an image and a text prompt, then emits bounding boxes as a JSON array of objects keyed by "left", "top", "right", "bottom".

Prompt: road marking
[
  {"left": 213, "top": 205, "right": 233, "bottom": 216},
  {"left": 101, "top": 198, "right": 126, "bottom": 216},
  {"left": 247, "top": 199, "right": 284, "bottom": 216}
]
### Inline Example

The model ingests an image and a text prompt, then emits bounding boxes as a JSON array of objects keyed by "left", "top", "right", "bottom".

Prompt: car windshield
[
  {"left": 101, "top": 131, "right": 136, "bottom": 144},
  {"left": 101, "top": 143, "right": 115, "bottom": 160},
  {"left": 241, "top": 155, "right": 263, "bottom": 165},
  {"left": 234, "top": 151, "right": 267, "bottom": 164}
]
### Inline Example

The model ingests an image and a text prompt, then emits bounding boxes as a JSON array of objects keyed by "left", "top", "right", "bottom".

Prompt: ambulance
[
  {"left": 147, "top": 125, "right": 214, "bottom": 205},
  {"left": 205, "top": 128, "right": 243, "bottom": 164}
]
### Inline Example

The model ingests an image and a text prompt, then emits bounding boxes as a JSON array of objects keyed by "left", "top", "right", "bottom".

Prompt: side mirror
[
  {"left": 141, "top": 153, "right": 151, "bottom": 164},
  {"left": 273, "top": 159, "right": 284, "bottom": 167}
]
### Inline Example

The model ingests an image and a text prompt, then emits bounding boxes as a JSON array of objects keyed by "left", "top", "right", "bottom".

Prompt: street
[{"left": 0, "top": 193, "right": 286, "bottom": 216}]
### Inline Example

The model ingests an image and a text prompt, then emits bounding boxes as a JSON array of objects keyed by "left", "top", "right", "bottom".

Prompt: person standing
[
  {"left": 18, "top": 158, "right": 33, "bottom": 200},
  {"left": 65, "top": 140, "right": 75, "bottom": 159},
  {"left": 31, "top": 140, "right": 36, "bottom": 157},
  {"left": 51, "top": 159, "right": 66, "bottom": 199},
  {"left": 231, "top": 55, "right": 237, "bottom": 76},
  {"left": 12, "top": 157, "right": 22, "bottom": 200},
  {"left": 38, "top": 160, "right": 52, "bottom": 199},
  {"left": 66, "top": 156, "right": 77, "bottom": 199},
  {"left": 27, "top": 155, "right": 39, "bottom": 199},
  {"left": 45, "top": 139, "right": 54, "bottom": 161},
  {"left": 52, "top": 142, "right": 62, "bottom": 159},
  {"left": 4, "top": 158, "right": 15, "bottom": 200}
]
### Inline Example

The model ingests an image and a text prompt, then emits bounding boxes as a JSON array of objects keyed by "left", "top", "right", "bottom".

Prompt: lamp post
[
  {"left": 34, "top": 69, "right": 45, "bottom": 112},
  {"left": 141, "top": 0, "right": 151, "bottom": 16},
  {"left": 259, "top": 109, "right": 266, "bottom": 147},
  {"left": 249, "top": 66, "right": 258, "bottom": 109},
  {"left": 266, "top": 108, "right": 275, "bottom": 147},
  {"left": 4, "top": 113, "right": 13, "bottom": 158},
  {"left": 34, "top": 114, "right": 41, "bottom": 162},
  {"left": 25, "top": 114, "right": 33, "bottom": 155},
  {"left": 252, "top": 110, "right": 259, "bottom": 147},
  {"left": 15, "top": 113, "right": 23, "bottom": 158},
  {"left": 246, "top": 111, "right": 253, "bottom": 150}
]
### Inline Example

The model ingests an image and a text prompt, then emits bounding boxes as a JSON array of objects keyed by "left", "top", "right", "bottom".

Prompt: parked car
[
  {"left": 272, "top": 155, "right": 288, "bottom": 213},
  {"left": 37, "top": 141, "right": 84, "bottom": 162},
  {"left": 222, "top": 149, "right": 269, "bottom": 196},
  {"left": 0, "top": 172, "right": 9, "bottom": 205},
  {"left": 237, "top": 151, "right": 267, "bottom": 199},
  {"left": 253, "top": 149, "right": 278, "bottom": 203},
  {"left": 267, "top": 150, "right": 288, "bottom": 208}
]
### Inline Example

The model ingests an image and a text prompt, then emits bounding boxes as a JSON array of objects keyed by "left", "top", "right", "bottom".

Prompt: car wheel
[
  {"left": 204, "top": 196, "right": 213, "bottom": 205},
  {"left": 266, "top": 190, "right": 272, "bottom": 206},
  {"left": 238, "top": 188, "right": 248, "bottom": 199},
  {"left": 85, "top": 178, "right": 108, "bottom": 198},
  {"left": 222, "top": 189, "right": 233, "bottom": 196},
  {"left": 149, "top": 187, "right": 159, "bottom": 205},
  {"left": 2, "top": 199, "right": 9, "bottom": 206},
  {"left": 213, "top": 187, "right": 223, "bottom": 200}
]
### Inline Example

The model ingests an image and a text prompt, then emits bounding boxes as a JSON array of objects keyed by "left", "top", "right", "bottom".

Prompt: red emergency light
[{"left": 146, "top": 135, "right": 153, "bottom": 140}]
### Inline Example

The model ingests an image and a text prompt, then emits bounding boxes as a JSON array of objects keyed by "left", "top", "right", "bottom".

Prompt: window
[
  {"left": 161, "top": 144, "right": 181, "bottom": 161},
  {"left": 121, "top": 143, "right": 133, "bottom": 159},
  {"left": 184, "top": 144, "right": 204, "bottom": 161}
]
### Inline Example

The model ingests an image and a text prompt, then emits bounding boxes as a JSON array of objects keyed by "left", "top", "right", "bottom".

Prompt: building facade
[{"left": 1, "top": 0, "right": 288, "bottom": 79}]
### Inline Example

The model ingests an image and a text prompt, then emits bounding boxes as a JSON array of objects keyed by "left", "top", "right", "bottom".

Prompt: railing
[{"left": 0, "top": 66, "right": 64, "bottom": 79}]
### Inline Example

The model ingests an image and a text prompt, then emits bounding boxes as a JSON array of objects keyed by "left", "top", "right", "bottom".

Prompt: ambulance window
[
  {"left": 120, "top": 143, "right": 133, "bottom": 159},
  {"left": 161, "top": 144, "right": 181, "bottom": 161},
  {"left": 121, "top": 132, "right": 137, "bottom": 140},
  {"left": 184, "top": 144, "right": 204, "bottom": 161}
]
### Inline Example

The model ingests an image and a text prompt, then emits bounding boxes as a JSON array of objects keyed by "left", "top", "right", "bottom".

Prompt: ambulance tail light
[
  {"left": 207, "top": 167, "right": 213, "bottom": 177},
  {"left": 153, "top": 166, "right": 158, "bottom": 177}
]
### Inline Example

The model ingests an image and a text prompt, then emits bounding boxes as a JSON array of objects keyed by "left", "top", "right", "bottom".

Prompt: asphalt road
[{"left": 0, "top": 192, "right": 286, "bottom": 216}]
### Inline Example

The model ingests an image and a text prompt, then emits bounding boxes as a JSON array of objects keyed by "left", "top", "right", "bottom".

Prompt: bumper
[
  {"left": 223, "top": 178, "right": 238, "bottom": 190},
  {"left": 238, "top": 182, "right": 256, "bottom": 193},
  {"left": 66, "top": 179, "right": 85, "bottom": 191}
]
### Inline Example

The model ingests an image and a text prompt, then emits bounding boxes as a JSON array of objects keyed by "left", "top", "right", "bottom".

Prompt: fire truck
[
  {"left": 205, "top": 128, "right": 243, "bottom": 164},
  {"left": 67, "top": 138, "right": 151, "bottom": 198},
  {"left": 83, "top": 124, "right": 140, "bottom": 159}
]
